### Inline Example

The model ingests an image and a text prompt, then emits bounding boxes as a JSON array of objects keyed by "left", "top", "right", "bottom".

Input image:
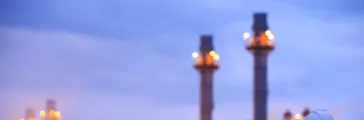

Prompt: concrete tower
[
  {"left": 25, "top": 108, "right": 36, "bottom": 120},
  {"left": 45, "top": 99, "right": 57, "bottom": 120},
  {"left": 46, "top": 99, "right": 56, "bottom": 112},
  {"left": 192, "top": 35, "right": 220, "bottom": 120},
  {"left": 245, "top": 13, "right": 275, "bottom": 120}
]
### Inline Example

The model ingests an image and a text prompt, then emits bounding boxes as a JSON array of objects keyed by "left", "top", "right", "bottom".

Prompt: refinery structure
[
  {"left": 192, "top": 13, "right": 276, "bottom": 120},
  {"left": 20, "top": 99, "right": 62, "bottom": 120},
  {"left": 192, "top": 13, "right": 312, "bottom": 120},
  {"left": 17, "top": 13, "right": 320, "bottom": 120}
]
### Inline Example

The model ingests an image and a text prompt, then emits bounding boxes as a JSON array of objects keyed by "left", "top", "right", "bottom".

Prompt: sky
[{"left": 0, "top": 0, "right": 363, "bottom": 120}]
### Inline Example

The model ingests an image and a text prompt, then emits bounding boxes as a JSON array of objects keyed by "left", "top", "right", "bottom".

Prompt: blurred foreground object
[{"left": 304, "top": 110, "right": 334, "bottom": 120}]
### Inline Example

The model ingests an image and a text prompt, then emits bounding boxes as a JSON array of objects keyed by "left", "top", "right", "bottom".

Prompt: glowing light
[
  {"left": 213, "top": 54, "right": 220, "bottom": 60},
  {"left": 265, "top": 30, "right": 275, "bottom": 40},
  {"left": 20, "top": 118, "right": 24, "bottom": 120},
  {"left": 39, "top": 110, "right": 46, "bottom": 117},
  {"left": 192, "top": 52, "right": 199, "bottom": 58},
  {"left": 28, "top": 118, "right": 34, "bottom": 120},
  {"left": 294, "top": 114, "right": 302, "bottom": 120},
  {"left": 209, "top": 51, "right": 216, "bottom": 56},
  {"left": 55, "top": 111, "right": 61, "bottom": 117},
  {"left": 243, "top": 32, "right": 250, "bottom": 39}
]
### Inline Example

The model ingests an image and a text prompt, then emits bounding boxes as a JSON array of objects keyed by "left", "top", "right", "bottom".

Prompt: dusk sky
[{"left": 0, "top": 0, "right": 363, "bottom": 120}]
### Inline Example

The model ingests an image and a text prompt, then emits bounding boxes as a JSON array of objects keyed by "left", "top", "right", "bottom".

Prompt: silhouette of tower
[
  {"left": 192, "top": 35, "right": 220, "bottom": 120},
  {"left": 25, "top": 108, "right": 36, "bottom": 120},
  {"left": 302, "top": 108, "right": 310, "bottom": 118},
  {"left": 284, "top": 109, "right": 292, "bottom": 120},
  {"left": 46, "top": 99, "right": 57, "bottom": 120},
  {"left": 245, "top": 13, "right": 275, "bottom": 120}
]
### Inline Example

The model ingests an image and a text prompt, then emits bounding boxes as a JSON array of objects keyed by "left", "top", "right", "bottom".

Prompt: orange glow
[
  {"left": 47, "top": 110, "right": 56, "bottom": 120},
  {"left": 20, "top": 118, "right": 25, "bottom": 120},
  {"left": 248, "top": 30, "right": 274, "bottom": 47},
  {"left": 195, "top": 51, "right": 219, "bottom": 66}
]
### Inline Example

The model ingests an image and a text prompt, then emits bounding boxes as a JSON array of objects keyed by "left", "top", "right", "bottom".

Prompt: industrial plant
[
  {"left": 17, "top": 13, "right": 319, "bottom": 120},
  {"left": 191, "top": 13, "right": 312, "bottom": 120},
  {"left": 20, "top": 99, "right": 62, "bottom": 120}
]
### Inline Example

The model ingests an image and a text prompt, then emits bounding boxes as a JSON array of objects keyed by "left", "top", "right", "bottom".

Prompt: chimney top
[
  {"left": 199, "top": 35, "right": 214, "bottom": 54},
  {"left": 252, "top": 13, "right": 269, "bottom": 33}
]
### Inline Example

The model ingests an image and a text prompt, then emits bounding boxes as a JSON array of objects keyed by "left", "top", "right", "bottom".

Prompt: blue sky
[{"left": 0, "top": 0, "right": 363, "bottom": 120}]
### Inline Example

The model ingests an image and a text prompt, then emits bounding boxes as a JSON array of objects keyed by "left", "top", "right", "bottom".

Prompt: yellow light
[
  {"left": 265, "top": 30, "right": 272, "bottom": 35},
  {"left": 39, "top": 110, "right": 46, "bottom": 117},
  {"left": 55, "top": 111, "right": 61, "bottom": 117},
  {"left": 28, "top": 118, "right": 34, "bottom": 120},
  {"left": 213, "top": 54, "right": 220, "bottom": 60},
  {"left": 192, "top": 52, "right": 199, "bottom": 58},
  {"left": 294, "top": 114, "right": 302, "bottom": 119},
  {"left": 265, "top": 30, "right": 275, "bottom": 40},
  {"left": 20, "top": 118, "right": 24, "bottom": 120},
  {"left": 243, "top": 32, "right": 250, "bottom": 39},
  {"left": 209, "top": 51, "right": 216, "bottom": 56}
]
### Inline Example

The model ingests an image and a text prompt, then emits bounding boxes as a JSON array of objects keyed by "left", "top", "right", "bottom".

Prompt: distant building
[
  {"left": 302, "top": 108, "right": 310, "bottom": 118},
  {"left": 284, "top": 109, "right": 292, "bottom": 120},
  {"left": 25, "top": 108, "right": 36, "bottom": 119},
  {"left": 46, "top": 99, "right": 58, "bottom": 120}
]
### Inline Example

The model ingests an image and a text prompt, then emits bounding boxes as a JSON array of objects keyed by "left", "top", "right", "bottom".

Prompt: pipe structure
[
  {"left": 245, "top": 13, "right": 275, "bottom": 120},
  {"left": 192, "top": 35, "right": 220, "bottom": 120}
]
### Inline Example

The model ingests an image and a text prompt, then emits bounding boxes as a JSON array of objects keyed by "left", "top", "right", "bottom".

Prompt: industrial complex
[
  {"left": 18, "top": 13, "right": 315, "bottom": 120},
  {"left": 20, "top": 99, "right": 62, "bottom": 120}
]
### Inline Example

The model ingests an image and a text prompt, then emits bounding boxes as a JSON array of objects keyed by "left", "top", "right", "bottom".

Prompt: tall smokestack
[
  {"left": 46, "top": 99, "right": 57, "bottom": 120},
  {"left": 245, "top": 13, "right": 275, "bottom": 120},
  {"left": 253, "top": 13, "right": 268, "bottom": 35},
  {"left": 46, "top": 99, "right": 56, "bottom": 112},
  {"left": 192, "top": 35, "right": 220, "bottom": 120},
  {"left": 25, "top": 108, "right": 36, "bottom": 119}
]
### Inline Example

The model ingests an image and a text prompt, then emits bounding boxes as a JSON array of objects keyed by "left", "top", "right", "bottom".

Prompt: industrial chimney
[
  {"left": 244, "top": 13, "right": 275, "bottom": 120},
  {"left": 192, "top": 35, "right": 220, "bottom": 120}
]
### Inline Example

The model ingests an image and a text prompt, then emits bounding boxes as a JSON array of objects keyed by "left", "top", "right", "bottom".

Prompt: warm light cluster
[
  {"left": 20, "top": 110, "right": 62, "bottom": 120},
  {"left": 46, "top": 110, "right": 62, "bottom": 120},
  {"left": 192, "top": 51, "right": 220, "bottom": 66},
  {"left": 294, "top": 113, "right": 303, "bottom": 120},
  {"left": 20, "top": 118, "right": 35, "bottom": 120},
  {"left": 243, "top": 30, "right": 275, "bottom": 47}
]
